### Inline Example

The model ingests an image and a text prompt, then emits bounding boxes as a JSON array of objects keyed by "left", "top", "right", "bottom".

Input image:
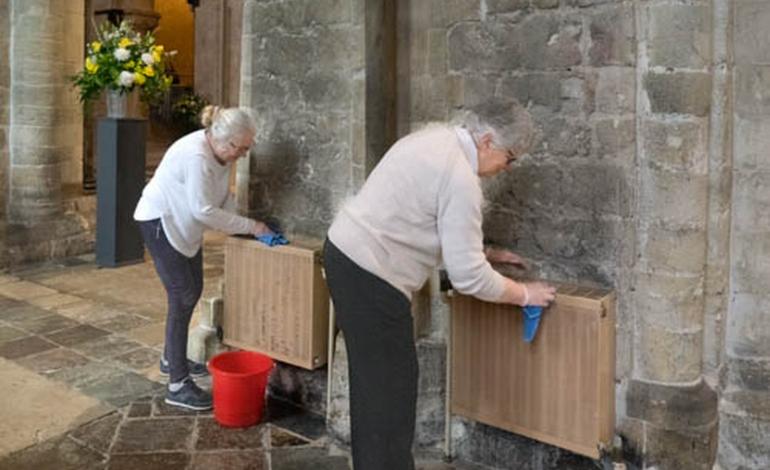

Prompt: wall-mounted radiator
[
  {"left": 450, "top": 285, "right": 616, "bottom": 459},
  {"left": 223, "top": 235, "right": 329, "bottom": 370}
]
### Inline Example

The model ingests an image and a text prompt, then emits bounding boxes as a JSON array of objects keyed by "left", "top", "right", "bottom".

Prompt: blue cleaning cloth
[
  {"left": 255, "top": 231, "right": 289, "bottom": 247},
  {"left": 522, "top": 305, "right": 543, "bottom": 343}
]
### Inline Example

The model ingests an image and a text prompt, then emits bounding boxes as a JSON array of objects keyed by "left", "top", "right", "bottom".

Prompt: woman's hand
[
  {"left": 251, "top": 220, "right": 273, "bottom": 237},
  {"left": 522, "top": 282, "right": 556, "bottom": 307},
  {"left": 485, "top": 247, "right": 528, "bottom": 270},
  {"left": 500, "top": 280, "right": 556, "bottom": 307}
]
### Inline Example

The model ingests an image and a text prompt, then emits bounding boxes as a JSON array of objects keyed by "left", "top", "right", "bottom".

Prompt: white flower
[
  {"left": 141, "top": 52, "right": 154, "bottom": 65},
  {"left": 114, "top": 48, "right": 130, "bottom": 61},
  {"left": 118, "top": 71, "right": 135, "bottom": 87}
]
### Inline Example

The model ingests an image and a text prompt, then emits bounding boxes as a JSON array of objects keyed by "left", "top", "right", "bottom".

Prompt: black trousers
[
  {"left": 138, "top": 219, "right": 203, "bottom": 383},
  {"left": 323, "top": 240, "right": 417, "bottom": 470}
]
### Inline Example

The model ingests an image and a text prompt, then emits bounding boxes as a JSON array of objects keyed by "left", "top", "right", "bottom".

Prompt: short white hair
[
  {"left": 200, "top": 105, "right": 257, "bottom": 143},
  {"left": 453, "top": 101, "right": 535, "bottom": 151}
]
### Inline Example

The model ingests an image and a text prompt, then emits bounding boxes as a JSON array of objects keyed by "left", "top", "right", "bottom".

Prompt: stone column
[
  {"left": 718, "top": 1, "right": 770, "bottom": 468},
  {"left": 0, "top": 0, "right": 10, "bottom": 222},
  {"left": 8, "top": 0, "right": 84, "bottom": 224},
  {"left": 624, "top": 1, "right": 718, "bottom": 468}
]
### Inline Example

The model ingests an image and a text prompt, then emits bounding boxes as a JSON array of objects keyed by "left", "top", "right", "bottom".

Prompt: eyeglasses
[{"left": 228, "top": 141, "right": 252, "bottom": 154}]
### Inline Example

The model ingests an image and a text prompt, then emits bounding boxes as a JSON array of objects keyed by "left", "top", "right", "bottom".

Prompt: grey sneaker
[
  {"left": 165, "top": 378, "right": 213, "bottom": 411},
  {"left": 160, "top": 357, "right": 209, "bottom": 378}
]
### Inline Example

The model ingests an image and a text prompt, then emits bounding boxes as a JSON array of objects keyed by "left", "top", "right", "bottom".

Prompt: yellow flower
[
  {"left": 118, "top": 37, "right": 134, "bottom": 48},
  {"left": 153, "top": 45, "right": 164, "bottom": 54},
  {"left": 143, "top": 66, "right": 155, "bottom": 77},
  {"left": 126, "top": 60, "right": 135, "bottom": 69},
  {"left": 91, "top": 41, "right": 101, "bottom": 52},
  {"left": 85, "top": 57, "right": 98, "bottom": 74},
  {"left": 134, "top": 73, "right": 146, "bottom": 85}
]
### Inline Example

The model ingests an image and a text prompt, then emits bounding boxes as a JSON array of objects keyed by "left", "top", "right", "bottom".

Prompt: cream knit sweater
[{"left": 328, "top": 125, "right": 506, "bottom": 302}]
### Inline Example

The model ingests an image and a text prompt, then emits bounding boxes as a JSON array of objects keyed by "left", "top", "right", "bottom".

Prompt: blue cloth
[
  {"left": 522, "top": 305, "right": 543, "bottom": 343},
  {"left": 255, "top": 231, "right": 289, "bottom": 247}
]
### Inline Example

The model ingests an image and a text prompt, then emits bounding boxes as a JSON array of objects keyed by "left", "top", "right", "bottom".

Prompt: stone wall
[
  {"left": 719, "top": 1, "right": 770, "bottom": 468},
  {"left": 240, "top": 0, "right": 394, "bottom": 237},
  {"left": 233, "top": 0, "right": 770, "bottom": 468},
  {"left": 0, "top": 0, "right": 10, "bottom": 224}
]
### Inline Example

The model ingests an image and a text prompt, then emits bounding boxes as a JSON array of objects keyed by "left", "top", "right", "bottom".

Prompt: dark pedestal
[{"left": 96, "top": 118, "right": 147, "bottom": 267}]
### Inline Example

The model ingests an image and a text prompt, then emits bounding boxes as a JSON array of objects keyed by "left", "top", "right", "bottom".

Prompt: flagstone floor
[{"left": 0, "top": 232, "right": 487, "bottom": 469}]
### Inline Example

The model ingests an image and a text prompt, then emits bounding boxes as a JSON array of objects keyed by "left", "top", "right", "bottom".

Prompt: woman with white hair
[
  {"left": 324, "top": 101, "right": 556, "bottom": 469},
  {"left": 134, "top": 106, "right": 272, "bottom": 410}
]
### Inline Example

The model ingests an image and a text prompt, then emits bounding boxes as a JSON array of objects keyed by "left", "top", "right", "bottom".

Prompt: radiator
[
  {"left": 223, "top": 235, "right": 329, "bottom": 370},
  {"left": 450, "top": 284, "right": 616, "bottom": 458}
]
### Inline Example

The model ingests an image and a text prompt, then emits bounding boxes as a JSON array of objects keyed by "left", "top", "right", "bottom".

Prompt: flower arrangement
[{"left": 72, "top": 21, "right": 175, "bottom": 105}]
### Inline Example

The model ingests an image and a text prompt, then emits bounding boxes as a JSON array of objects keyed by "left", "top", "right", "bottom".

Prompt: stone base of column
[
  {"left": 718, "top": 354, "right": 770, "bottom": 469},
  {"left": 623, "top": 378, "right": 718, "bottom": 469},
  {"left": 2, "top": 212, "right": 95, "bottom": 269}
]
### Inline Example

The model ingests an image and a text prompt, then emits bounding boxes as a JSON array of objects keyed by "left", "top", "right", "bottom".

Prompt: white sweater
[
  {"left": 328, "top": 125, "right": 506, "bottom": 302},
  {"left": 133, "top": 130, "right": 253, "bottom": 257}
]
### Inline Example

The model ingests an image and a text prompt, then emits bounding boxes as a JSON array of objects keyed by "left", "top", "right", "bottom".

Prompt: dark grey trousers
[
  {"left": 323, "top": 240, "right": 417, "bottom": 470},
  {"left": 138, "top": 219, "right": 203, "bottom": 383}
]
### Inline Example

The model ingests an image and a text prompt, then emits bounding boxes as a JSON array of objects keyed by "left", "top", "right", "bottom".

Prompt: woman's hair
[
  {"left": 453, "top": 101, "right": 535, "bottom": 151},
  {"left": 200, "top": 105, "right": 257, "bottom": 143}
]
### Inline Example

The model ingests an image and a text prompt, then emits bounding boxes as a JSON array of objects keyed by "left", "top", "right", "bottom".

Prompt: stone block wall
[
  {"left": 0, "top": 0, "right": 10, "bottom": 222},
  {"left": 398, "top": 1, "right": 635, "bottom": 465},
  {"left": 235, "top": 0, "right": 770, "bottom": 468},
  {"left": 719, "top": 1, "right": 770, "bottom": 468},
  {"left": 240, "top": 0, "right": 394, "bottom": 237}
]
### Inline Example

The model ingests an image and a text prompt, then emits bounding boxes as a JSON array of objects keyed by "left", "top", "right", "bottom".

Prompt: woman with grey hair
[
  {"left": 324, "top": 101, "right": 555, "bottom": 469},
  {"left": 134, "top": 105, "right": 273, "bottom": 410}
]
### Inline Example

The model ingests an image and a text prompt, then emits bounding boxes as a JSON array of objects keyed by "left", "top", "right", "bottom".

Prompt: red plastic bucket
[{"left": 208, "top": 351, "right": 274, "bottom": 428}]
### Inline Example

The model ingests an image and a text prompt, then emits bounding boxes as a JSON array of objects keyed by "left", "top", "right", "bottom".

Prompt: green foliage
[
  {"left": 172, "top": 92, "right": 209, "bottom": 133},
  {"left": 71, "top": 21, "right": 174, "bottom": 106}
]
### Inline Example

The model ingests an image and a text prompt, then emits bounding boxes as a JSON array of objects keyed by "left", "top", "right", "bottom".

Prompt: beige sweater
[{"left": 328, "top": 125, "right": 506, "bottom": 302}]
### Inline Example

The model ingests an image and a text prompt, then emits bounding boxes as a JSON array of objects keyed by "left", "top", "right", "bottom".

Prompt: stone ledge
[{"left": 626, "top": 377, "right": 717, "bottom": 429}]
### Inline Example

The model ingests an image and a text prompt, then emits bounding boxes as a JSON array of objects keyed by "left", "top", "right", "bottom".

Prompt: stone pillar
[
  {"left": 8, "top": 0, "right": 84, "bottom": 224},
  {"left": 624, "top": 1, "right": 718, "bottom": 468},
  {"left": 240, "top": 0, "right": 394, "bottom": 236},
  {"left": 0, "top": 0, "right": 10, "bottom": 222},
  {"left": 194, "top": 0, "right": 243, "bottom": 107},
  {"left": 718, "top": 1, "right": 770, "bottom": 468}
]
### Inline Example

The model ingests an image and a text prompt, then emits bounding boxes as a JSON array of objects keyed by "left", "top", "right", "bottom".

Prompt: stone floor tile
[
  {"left": 189, "top": 450, "right": 267, "bottom": 469},
  {"left": 126, "top": 401, "right": 152, "bottom": 418},
  {"left": 0, "top": 324, "right": 27, "bottom": 343},
  {"left": 72, "top": 334, "right": 144, "bottom": 359},
  {"left": 271, "top": 447, "right": 350, "bottom": 470},
  {"left": 1, "top": 301, "right": 52, "bottom": 323},
  {"left": 0, "top": 274, "right": 19, "bottom": 285},
  {"left": 54, "top": 300, "right": 122, "bottom": 323},
  {"left": 111, "top": 417, "right": 194, "bottom": 453},
  {"left": 194, "top": 417, "right": 267, "bottom": 451},
  {"left": 266, "top": 396, "right": 327, "bottom": 441},
  {"left": 123, "top": 322, "right": 166, "bottom": 347},
  {"left": 0, "top": 294, "right": 22, "bottom": 310},
  {"left": 26, "top": 293, "right": 84, "bottom": 311},
  {"left": 69, "top": 412, "right": 123, "bottom": 454},
  {"left": 107, "top": 452, "right": 189, "bottom": 470},
  {"left": 93, "top": 313, "right": 153, "bottom": 333},
  {"left": 112, "top": 346, "right": 161, "bottom": 371},
  {"left": 79, "top": 371, "right": 163, "bottom": 407},
  {"left": 9, "top": 313, "right": 81, "bottom": 335},
  {"left": 0, "top": 436, "right": 106, "bottom": 470},
  {"left": 45, "top": 324, "right": 111, "bottom": 347},
  {"left": 0, "top": 280, "right": 59, "bottom": 300},
  {"left": 49, "top": 361, "right": 128, "bottom": 389},
  {"left": 270, "top": 426, "right": 312, "bottom": 448},
  {"left": 0, "top": 335, "right": 58, "bottom": 359},
  {"left": 16, "top": 347, "right": 92, "bottom": 375}
]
